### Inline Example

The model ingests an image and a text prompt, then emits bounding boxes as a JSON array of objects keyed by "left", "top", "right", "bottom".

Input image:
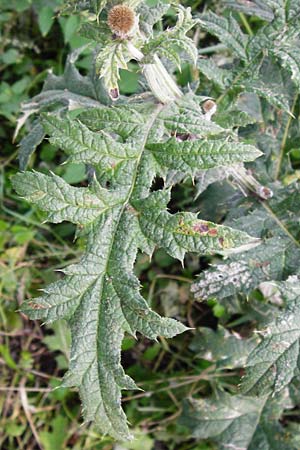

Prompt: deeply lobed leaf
[{"left": 13, "top": 99, "right": 261, "bottom": 439}]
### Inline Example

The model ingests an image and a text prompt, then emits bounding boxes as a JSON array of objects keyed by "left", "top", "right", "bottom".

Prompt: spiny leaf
[
  {"left": 180, "top": 393, "right": 268, "bottom": 446},
  {"left": 239, "top": 76, "right": 291, "bottom": 112},
  {"left": 197, "top": 58, "right": 231, "bottom": 89},
  {"left": 14, "top": 101, "right": 260, "bottom": 440},
  {"left": 286, "top": 0, "right": 300, "bottom": 21},
  {"left": 199, "top": 4, "right": 299, "bottom": 115},
  {"left": 18, "top": 122, "right": 45, "bottom": 170},
  {"left": 15, "top": 105, "right": 187, "bottom": 440},
  {"left": 143, "top": 33, "right": 197, "bottom": 68},
  {"left": 78, "top": 105, "right": 145, "bottom": 138},
  {"left": 17, "top": 47, "right": 109, "bottom": 169},
  {"left": 79, "top": 22, "right": 110, "bottom": 43},
  {"left": 273, "top": 42, "right": 300, "bottom": 89},
  {"left": 194, "top": 166, "right": 228, "bottom": 197},
  {"left": 41, "top": 46, "right": 108, "bottom": 105},
  {"left": 12, "top": 171, "right": 122, "bottom": 226},
  {"left": 147, "top": 138, "right": 262, "bottom": 175},
  {"left": 138, "top": 1, "right": 170, "bottom": 36},
  {"left": 96, "top": 41, "right": 130, "bottom": 97},
  {"left": 80, "top": 93, "right": 223, "bottom": 138},
  {"left": 192, "top": 185, "right": 300, "bottom": 301},
  {"left": 190, "top": 326, "right": 257, "bottom": 369},
  {"left": 143, "top": 6, "right": 198, "bottom": 67},
  {"left": 264, "top": 0, "right": 286, "bottom": 19},
  {"left": 199, "top": 11, "right": 248, "bottom": 60},
  {"left": 214, "top": 109, "right": 257, "bottom": 129},
  {"left": 241, "top": 277, "right": 300, "bottom": 396},
  {"left": 135, "top": 190, "right": 260, "bottom": 262},
  {"left": 180, "top": 391, "right": 295, "bottom": 450},
  {"left": 158, "top": 94, "right": 223, "bottom": 136},
  {"left": 192, "top": 238, "right": 300, "bottom": 301},
  {"left": 42, "top": 114, "right": 138, "bottom": 168},
  {"left": 224, "top": 0, "right": 275, "bottom": 21}
]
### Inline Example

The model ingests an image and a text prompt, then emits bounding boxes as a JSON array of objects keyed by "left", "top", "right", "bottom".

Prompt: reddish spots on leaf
[
  {"left": 192, "top": 223, "right": 218, "bottom": 236},
  {"left": 219, "top": 237, "right": 224, "bottom": 246},
  {"left": 193, "top": 223, "right": 209, "bottom": 233},
  {"left": 126, "top": 204, "right": 137, "bottom": 215},
  {"left": 254, "top": 261, "right": 270, "bottom": 268},
  {"left": 171, "top": 131, "right": 197, "bottom": 141},
  {"left": 28, "top": 301, "right": 46, "bottom": 310}
]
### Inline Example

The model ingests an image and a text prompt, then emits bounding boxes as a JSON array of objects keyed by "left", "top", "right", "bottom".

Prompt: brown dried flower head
[
  {"left": 202, "top": 99, "right": 216, "bottom": 113},
  {"left": 108, "top": 4, "right": 135, "bottom": 36}
]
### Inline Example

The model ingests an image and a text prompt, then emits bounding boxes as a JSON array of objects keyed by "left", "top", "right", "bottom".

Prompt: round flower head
[
  {"left": 108, "top": 5, "right": 135, "bottom": 37},
  {"left": 202, "top": 99, "right": 216, "bottom": 114},
  {"left": 202, "top": 99, "right": 217, "bottom": 121}
]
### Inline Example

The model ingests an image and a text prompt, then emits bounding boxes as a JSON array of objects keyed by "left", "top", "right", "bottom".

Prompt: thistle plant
[{"left": 12, "top": 0, "right": 300, "bottom": 443}]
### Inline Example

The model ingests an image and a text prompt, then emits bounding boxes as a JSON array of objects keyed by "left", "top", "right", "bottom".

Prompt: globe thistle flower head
[{"left": 108, "top": 5, "right": 136, "bottom": 38}]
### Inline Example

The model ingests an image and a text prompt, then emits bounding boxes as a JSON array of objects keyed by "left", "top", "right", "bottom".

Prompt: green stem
[
  {"left": 198, "top": 43, "right": 227, "bottom": 55},
  {"left": 239, "top": 12, "right": 253, "bottom": 36},
  {"left": 274, "top": 93, "right": 299, "bottom": 180},
  {"left": 216, "top": 52, "right": 264, "bottom": 104},
  {"left": 261, "top": 201, "right": 300, "bottom": 248}
]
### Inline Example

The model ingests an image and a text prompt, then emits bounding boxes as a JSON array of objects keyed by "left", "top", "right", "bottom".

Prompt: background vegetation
[{"left": 1, "top": 1, "right": 300, "bottom": 449}]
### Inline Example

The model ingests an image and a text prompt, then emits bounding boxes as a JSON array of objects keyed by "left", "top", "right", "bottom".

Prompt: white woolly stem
[
  {"left": 127, "top": 41, "right": 144, "bottom": 61},
  {"left": 228, "top": 165, "right": 273, "bottom": 200},
  {"left": 143, "top": 54, "right": 182, "bottom": 104}
]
